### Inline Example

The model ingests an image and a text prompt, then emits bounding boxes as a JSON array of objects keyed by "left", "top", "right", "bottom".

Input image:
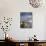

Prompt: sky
[{"left": 20, "top": 12, "right": 32, "bottom": 21}]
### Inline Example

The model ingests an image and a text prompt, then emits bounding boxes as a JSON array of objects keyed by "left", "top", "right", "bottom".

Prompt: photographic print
[{"left": 20, "top": 12, "right": 32, "bottom": 28}]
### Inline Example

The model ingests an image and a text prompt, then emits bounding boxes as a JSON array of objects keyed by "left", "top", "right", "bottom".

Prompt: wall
[{"left": 0, "top": 0, "right": 46, "bottom": 40}]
